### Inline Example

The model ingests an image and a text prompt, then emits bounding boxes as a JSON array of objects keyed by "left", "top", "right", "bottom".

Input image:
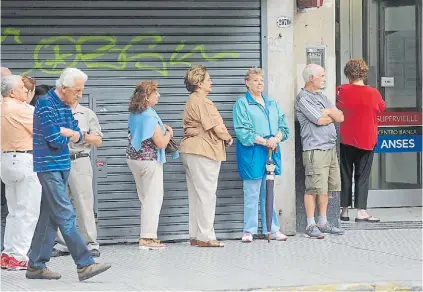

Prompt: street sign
[
  {"left": 375, "top": 112, "right": 422, "bottom": 153},
  {"left": 375, "top": 135, "right": 422, "bottom": 153},
  {"left": 276, "top": 16, "right": 292, "bottom": 28}
]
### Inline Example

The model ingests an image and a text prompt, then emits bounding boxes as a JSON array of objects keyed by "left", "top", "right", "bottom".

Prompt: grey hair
[
  {"left": 1, "top": 75, "right": 22, "bottom": 97},
  {"left": 244, "top": 67, "right": 264, "bottom": 81},
  {"left": 55, "top": 68, "right": 88, "bottom": 88},
  {"left": 302, "top": 64, "right": 324, "bottom": 83},
  {"left": 244, "top": 67, "right": 264, "bottom": 89}
]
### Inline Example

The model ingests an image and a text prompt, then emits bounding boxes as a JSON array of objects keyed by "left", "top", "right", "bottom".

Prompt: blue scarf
[{"left": 128, "top": 107, "right": 179, "bottom": 163}]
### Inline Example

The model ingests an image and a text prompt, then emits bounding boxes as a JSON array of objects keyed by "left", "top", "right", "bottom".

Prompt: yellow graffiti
[
  {"left": 2, "top": 28, "right": 240, "bottom": 76},
  {"left": 1, "top": 28, "right": 22, "bottom": 44}
]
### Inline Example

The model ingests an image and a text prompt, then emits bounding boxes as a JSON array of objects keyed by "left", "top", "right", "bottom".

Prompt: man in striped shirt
[{"left": 27, "top": 68, "right": 111, "bottom": 281}]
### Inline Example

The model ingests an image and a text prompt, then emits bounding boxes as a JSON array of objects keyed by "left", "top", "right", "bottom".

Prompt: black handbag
[{"left": 165, "top": 137, "right": 179, "bottom": 154}]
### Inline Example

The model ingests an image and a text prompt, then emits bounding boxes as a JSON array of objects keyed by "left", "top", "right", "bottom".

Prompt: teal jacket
[{"left": 233, "top": 92, "right": 289, "bottom": 180}]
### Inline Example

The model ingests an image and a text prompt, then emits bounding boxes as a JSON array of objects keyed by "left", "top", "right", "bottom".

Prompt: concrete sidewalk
[{"left": 1, "top": 229, "right": 422, "bottom": 291}]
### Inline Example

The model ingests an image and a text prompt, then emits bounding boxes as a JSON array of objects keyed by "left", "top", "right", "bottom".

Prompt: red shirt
[{"left": 336, "top": 84, "right": 386, "bottom": 150}]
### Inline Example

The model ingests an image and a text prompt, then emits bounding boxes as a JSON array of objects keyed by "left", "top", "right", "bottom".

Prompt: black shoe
[
  {"left": 90, "top": 249, "right": 100, "bottom": 257},
  {"left": 51, "top": 249, "right": 70, "bottom": 258},
  {"left": 340, "top": 216, "right": 350, "bottom": 221}
]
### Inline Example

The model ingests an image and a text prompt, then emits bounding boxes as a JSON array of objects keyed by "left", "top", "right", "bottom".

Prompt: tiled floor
[{"left": 1, "top": 229, "right": 421, "bottom": 291}]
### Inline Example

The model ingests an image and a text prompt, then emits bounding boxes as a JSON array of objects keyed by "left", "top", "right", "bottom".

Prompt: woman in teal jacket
[{"left": 233, "top": 68, "right": 290, "bottom": 243}]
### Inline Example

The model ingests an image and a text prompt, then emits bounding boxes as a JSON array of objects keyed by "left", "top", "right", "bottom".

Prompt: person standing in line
[
  {"left": 52, "top": 91, "right": 103, "bottom": 257},
  {"left": 31, "top": 85, "right": 53, "bottom": 107},
  {"left": 295, "top": 64, "right": 345, "bottom": 239},
  {"left": 126, "top": 80, "right": 177, "bottom": 250},
  {"left": 180, "top": 65, "right": 233, "bottom": 248},
  {"left": 233, "top": 67, "right": 290, "bottom": 243},
  {"left": 0, "top": 75, "right": 41, "bottom": 270},
  {"left": 1, "top": 67, "right": 12, "bottom": 207},
  {"left": 27, "top": 68, "right": 110, "bottom": 281},
  {"left": 337, "top": 59, "right": 386, "bottom": 222}
]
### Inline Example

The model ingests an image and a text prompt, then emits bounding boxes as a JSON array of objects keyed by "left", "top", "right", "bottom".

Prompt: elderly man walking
[
  {"left": 26, "top": 68, "right": 111, "bottom": 281},
  {"left": 52, "top": 91, "right": 103, "bottom": 258},
  {"left": 0, "top": 75, "right": 41, "bottom": 270},
  {"left": 295, "top": 64, "right": 345, "bottom": 239}
]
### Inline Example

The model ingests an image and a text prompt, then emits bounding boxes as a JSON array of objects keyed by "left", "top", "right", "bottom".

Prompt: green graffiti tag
[
  {"left": 1, "top": 28, "right": 22, "bottom": 44},
  {"left": 1, "top": 28, "right": 240, "bottom": 76}
]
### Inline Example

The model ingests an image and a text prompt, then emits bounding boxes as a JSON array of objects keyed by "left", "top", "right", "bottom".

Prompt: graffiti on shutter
[{"left": 1, "top": 27, "right": 241, "bottom": 76}]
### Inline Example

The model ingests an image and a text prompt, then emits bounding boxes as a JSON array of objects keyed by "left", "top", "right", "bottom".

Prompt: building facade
[
  {"left": 2, "top": 0, "right": 419, "bottom": 243},
  {"left": 338, "top": 0, "right": 422, "bottom": 208}
]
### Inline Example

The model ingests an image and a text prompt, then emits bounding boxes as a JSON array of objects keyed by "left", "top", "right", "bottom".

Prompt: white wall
[
  {"left": 294, "top": 0, "right": 337, "bottom": 104},
  {"left": 266, "top": 0, "right": 337, "bottom": 234},
  {"left": 266, "top": 0, "right": 296, "bottom": 235}
]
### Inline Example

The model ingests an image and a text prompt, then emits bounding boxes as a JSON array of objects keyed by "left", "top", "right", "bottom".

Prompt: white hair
[
  {"left": 1, "top": 75, "right": 21, "bottom": 97},
  {"left": 302, "top": 64, "right": 324, "bottom": 83},
  {"left": 55, "top": 68, "right": 88, "bottom": 88}
]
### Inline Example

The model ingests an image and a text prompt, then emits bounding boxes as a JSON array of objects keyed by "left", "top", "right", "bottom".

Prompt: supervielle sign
[{"left": 375, "top": 112, "right": 423, "bottom": 153}]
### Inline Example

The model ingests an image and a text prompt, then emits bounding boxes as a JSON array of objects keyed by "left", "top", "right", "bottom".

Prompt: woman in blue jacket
[{"left": 233, "top": 68, "right": 290, "bottom": 243}]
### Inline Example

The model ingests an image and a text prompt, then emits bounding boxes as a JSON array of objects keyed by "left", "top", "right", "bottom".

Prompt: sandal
[
  {"left": 340, "top": 216, "right": 350, "bottom": 221},
  {"left": 189, "top": 238, "right": 198, "bottom": 246},
  {"left": 139, "top": 238, "right": 166, "bottom": 250},
  {"left": 197, "top": 240, "right": 225, "bottom": 247},
  {"left": 355, "top": 216, "right": 380, "bottom": 223}
]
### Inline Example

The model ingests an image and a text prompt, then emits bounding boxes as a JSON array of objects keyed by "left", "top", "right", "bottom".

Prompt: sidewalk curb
[{"left": 259, "top": 282, "right": 423, "bottom": 291}]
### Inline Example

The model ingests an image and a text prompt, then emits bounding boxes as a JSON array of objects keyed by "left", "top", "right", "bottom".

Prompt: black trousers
[{"left": 340, "top": 143, "right": 374, "bottom": 209}]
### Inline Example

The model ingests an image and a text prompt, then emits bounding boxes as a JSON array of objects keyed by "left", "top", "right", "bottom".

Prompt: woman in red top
[{"left": 336, "top": 59, "right": 386, "bottom": 223}]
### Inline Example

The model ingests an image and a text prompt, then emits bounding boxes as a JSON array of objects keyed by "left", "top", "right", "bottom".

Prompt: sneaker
[
  {"left": 270, "top": 231, "right": 288, "bottom": 241},
  {"left": 318, "top": 222, "right": 345, "bottom": 235},
  {"left": 1, "top": 254, "right": 9, "bottom": 269},
  {"left": 51, "top": 248, "right": 70, "bottom": 258},
  {"left": 6, "top": 257, "right": 28, "bottom": 271},
  {"left": 139, "top": 238, "right": 165, "bottom": 250},
  {"left": 90, "top": 249, "right": 100, "bottom": 258},
  {"left": 241, "top": 233, "right": 253, "bottom": 243},
  {"left": 26, "top": 267, "right": 61, "bottom": 280},
  {"left": 304, "top": 224, "right": 325, "bottom": 239},
  {"left": 77, "top": 263, "right": 111, "bottom": 281}
]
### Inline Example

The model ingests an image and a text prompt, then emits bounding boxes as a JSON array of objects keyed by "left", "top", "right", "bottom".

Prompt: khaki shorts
[{"left": 302, "top": 147, "right": 341, "bottom": 195}]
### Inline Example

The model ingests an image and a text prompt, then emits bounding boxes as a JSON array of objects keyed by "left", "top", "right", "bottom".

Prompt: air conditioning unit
[{"left": 297, "top": 0, "right": 324, "bottom": 9}]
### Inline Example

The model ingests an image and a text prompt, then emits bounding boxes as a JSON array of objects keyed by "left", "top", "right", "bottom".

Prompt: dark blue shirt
[{"left": 33, "top": 89, "right": 82, "bottom": 172}]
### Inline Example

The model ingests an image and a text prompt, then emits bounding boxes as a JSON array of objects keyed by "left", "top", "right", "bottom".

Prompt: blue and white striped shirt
[{"left": 33, "top": 89, "right": 82, "bottom": 172}]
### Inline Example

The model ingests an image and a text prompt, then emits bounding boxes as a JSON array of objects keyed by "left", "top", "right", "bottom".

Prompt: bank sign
[{"left": 375, "top": 112, "right": 422, "bottom": 153}]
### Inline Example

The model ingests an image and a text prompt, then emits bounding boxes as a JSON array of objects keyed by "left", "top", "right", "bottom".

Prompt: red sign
[
  {"left": 297, "top": 0, "right": 324, "bottom": 9},
  {"left": 378, "top": 112, "right": 422, "bottom": 126}
]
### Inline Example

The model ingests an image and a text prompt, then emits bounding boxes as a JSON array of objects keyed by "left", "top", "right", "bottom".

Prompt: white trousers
[
  {"left": 181, "top": 154, "right": 221, "bottom": 242},
  {"left": 1, "top": 153, "right": 41, "bottom": 261},
  {"left": 54, "top": 157, "right": 99, "bottom": 252},
  {"left": 127, "top": 159, "right": 164, "bottom": 239}
]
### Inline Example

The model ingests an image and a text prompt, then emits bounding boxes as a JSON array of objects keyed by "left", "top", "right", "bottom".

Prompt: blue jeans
[
  {"left": 28, "top": 171, "right": 94, "bottom": 269},
  {"left": 243, "top": 177, "right": 280, "bottom": 234}
]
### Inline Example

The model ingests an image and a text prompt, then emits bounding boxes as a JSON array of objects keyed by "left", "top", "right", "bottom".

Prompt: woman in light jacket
[
  {"left": 233, "top": 67, "right": 290, "bottom": 243},
  {"left": 180, "top": 65, "right": 233, "bottom": 248},
  {"left": 126, "top": 80, "right": 178, "bottom": 250}
]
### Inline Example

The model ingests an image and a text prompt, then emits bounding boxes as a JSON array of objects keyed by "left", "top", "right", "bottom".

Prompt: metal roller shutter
[{"left": 1, "top": 0, "right": 263, "bottom": 243}]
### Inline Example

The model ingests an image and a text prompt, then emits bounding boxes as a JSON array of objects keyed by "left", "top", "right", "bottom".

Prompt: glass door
[{"left": 364, "top": 0, "right": 422, "bottom": 207}]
